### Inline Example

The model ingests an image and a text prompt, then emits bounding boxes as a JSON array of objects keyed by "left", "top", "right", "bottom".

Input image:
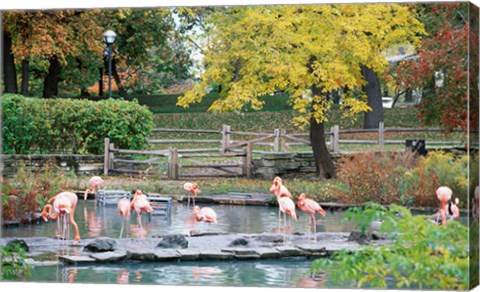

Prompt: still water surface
[
  {"left": 2, "top": 200, "right": 355, "bottom": 238},
  {"left": 2, "top": 200, "right": 357, "bottom": 287}
]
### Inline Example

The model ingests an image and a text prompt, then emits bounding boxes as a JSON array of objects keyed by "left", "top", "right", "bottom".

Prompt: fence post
[
  {"left": 245, "top": 142, "right": 253, "bottom": 178},
  {"left": 221, "top": 124, "right": 231, "bottom": 153},
  {"left": 104, "top": 138, "right": 110, "bottom": 175},
  {"left": 172, "top": 148, "right": 179, "bottom": 180},
  {"left": 330, "top": 125, "right": 339, "bottom": 153},
  {"left": 109, "top": 143, "right": 115, "bottom": 171},
  {"left": 168, "top": 147, "right": 174, "bottom": 179},
  {"left": 378, "top": 121, "right": 385, "bottom": 151},
  {"left": 273, "top": 129, "right": 280, "bottom": 152},
  {"left": 280, "top": 129, "right": 287, "bottom": 152}
]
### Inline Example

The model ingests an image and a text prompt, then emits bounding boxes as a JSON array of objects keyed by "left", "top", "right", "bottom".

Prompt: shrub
[
  {"left": 399, "top": 151, "right": 470, "bottom": 207},
  {"left": 1, "top": 94, "right": 154, "bottom": 154},
  {"left": 2, "top": 162, "right": 69, "bottom": 222},
  {"left": 0, "top": 243, "right": 31, "bottom": 280},
  {"left": 335, "top": 151, "right": 418, "bottom": 205},
  {"left": 313, "top": 203, "right": 469, "bottom": 290}
]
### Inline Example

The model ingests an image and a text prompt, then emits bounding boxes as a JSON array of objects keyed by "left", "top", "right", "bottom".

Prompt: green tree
[{"left": 178, "top": 4, "right": 424, "bottom": 178}]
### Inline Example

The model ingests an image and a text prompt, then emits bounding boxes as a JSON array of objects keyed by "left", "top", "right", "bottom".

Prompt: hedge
[{"left": 2, "top": 94, "right": 154, "bottom": 155}]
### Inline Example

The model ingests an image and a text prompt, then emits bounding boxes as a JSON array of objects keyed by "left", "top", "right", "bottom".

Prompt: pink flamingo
[
  {"left": 41, "top": 191, "right": 80, "bottom": 243},
  {"left": 269, "top": 176, "right": 294, "bottom": 227},
  {"left": 297, "top": 193, "right": 326, "bottom": 241},
  {"left": 434, "top": 186, "right": 460, "bottom": 225},
  {"left": 84, "top": 176, "right": 105, "bottom": 200},
  {"left": 130, "top": 189, "right": 153, "bottom": 227},
  {"left": 184, "top": 182, "right": 200, "bottom": 207},
  {"left": 118, "top": 197, "right": 131, "bottom": 238},
  {"left": 194, "top": 205, "right": 218, "bottom": 225}
]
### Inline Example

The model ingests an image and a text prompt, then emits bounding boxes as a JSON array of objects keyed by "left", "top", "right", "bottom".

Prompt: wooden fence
[
  {"left": 149, "top": 122, "right": 465, "bottom": 153},
  {"left": 104, "top": 137, "right": 253, "bottom": 179},
  {"left": 104, "top": 122, "right": 467, "bottom": 179}
]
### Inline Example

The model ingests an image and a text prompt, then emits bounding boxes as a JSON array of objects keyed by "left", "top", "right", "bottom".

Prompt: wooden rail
[
  {"left": 104, "top": 138, "right": 253, "bottom": 180},
  {"left": 104, "top": 123, "right": 466, "bottom": 178}
]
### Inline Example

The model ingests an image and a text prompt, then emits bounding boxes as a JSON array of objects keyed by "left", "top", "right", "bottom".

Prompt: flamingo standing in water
[
  {"left": 434, "top": 186, "right": 460, "bottom": 225},
  {"left": 41, "top": 191, "right": 80, "bottom": 243},
  {"left": 297, "top": 193, "right": 326, "bottom": 242},
  {"left": 130, "top": 189, "right": 153, "bottom": 227},
  {"left": 184, "top": 182, "right": 200, "bottom": 208},
  {"left": 269, "top": 177, "right": 295, "bottom": 227},
  {"left": 84, "top": 176, "right": 105, "bottom": 200},
  {"left": 118, "top": 197, "right": 131, "bottom": 238},
  {"left": 194, "top": 205, "right": 218, "bottom": 225}
]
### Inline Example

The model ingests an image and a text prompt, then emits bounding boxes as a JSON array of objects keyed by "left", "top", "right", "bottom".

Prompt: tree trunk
[
  {"left": 43, "top": 56, "right": 61, "bottom": 98},
  {"left": 21, "top": 58, "right": 29, "bottom": 96},
  {"left": 310, "top": 85, "right": 336, "bottom": 179},
  {"left": 111, "top": 58, "right": 126, "bottom": 97},
  {"left": 2, "top": 29, "right": 17, "bottom": 93},
  {"left": 361, "top": 64, "right": 384, "bottom": 129},
  {"left": 98, "top": 66, "right": 104, "bottom": 97},
  {"left": 404, "top": 88, "right": 413, "bottom": 102}
]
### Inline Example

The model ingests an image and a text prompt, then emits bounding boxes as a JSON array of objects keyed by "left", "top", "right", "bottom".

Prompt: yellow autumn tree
[{"left": 178, "top": 4, "right": 424, "bottom": 178}]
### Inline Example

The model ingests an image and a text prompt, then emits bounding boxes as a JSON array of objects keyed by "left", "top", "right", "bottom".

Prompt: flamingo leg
[
  {"left": 312, "top": 215, "right": 317, "bottom": 242},
  {"left": 120, "top": 220, "right": 125, "bottom": 238},
  {"left": 187, "top": 195, "right": 191, "bottom": 208},
  {"left": 69, "top": 211, "right": 80, "bottom": 243},
  {"left": 193, "top": 196, "right": 195, "bottom": 208}
]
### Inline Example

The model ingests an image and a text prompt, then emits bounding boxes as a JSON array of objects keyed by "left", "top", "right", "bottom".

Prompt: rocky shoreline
[{"left": 1, "top": 231, "right": 390, "bottom": 266}]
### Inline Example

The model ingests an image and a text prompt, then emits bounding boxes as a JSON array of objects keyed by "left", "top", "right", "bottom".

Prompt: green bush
[
  {"left": 2, "top": 94, "right": 154, "bottom": 154},
  {"left": 313, "top": 203, "right": 469, "bottom": 290},
  {"left": 0, "top": 242, "right": 31, "bottom": 280}
]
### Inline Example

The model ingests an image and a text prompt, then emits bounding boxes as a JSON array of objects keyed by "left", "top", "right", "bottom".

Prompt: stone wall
[
  {"left": 1, "top": 154, "right": 104, "bottom": 177},
  {"left": 253, "top": 152, "right": 345, "bottom": 179}
]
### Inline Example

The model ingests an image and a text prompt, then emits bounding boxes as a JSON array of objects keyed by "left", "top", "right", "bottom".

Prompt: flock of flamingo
[{"left": 39, "top": 174, "right": 464, "bottom": 245}]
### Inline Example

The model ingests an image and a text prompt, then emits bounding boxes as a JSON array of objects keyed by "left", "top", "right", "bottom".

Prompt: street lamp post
[{"left": 103, "top": 30, "right": 117, "bottom": 98}]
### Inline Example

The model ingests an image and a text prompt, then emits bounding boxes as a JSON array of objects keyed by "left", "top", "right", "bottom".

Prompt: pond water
[
  {"left": 2, "top": 200, "right": 355, "bottom": 239},
  {"left": 24, "top": 258, "right": 347, "bottom": 288},
  {"left": 2, "top": 200, "right": 357, "bottom": 288}
]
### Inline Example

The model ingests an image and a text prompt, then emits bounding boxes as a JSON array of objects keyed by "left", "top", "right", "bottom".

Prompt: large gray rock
[
  {"left": 157, "top": 234, "right": 189, "bottom": 249},
  {"left": 6, "top": 239, "right": 29, "bottom": 252},
  {"left": 228, "top": 238, "right": 249, "bottom": 247},
  {"left": 84, "top": 237, "right": 117, "bottom": 252}
]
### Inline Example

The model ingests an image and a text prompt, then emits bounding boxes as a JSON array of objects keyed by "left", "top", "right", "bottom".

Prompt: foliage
[
  {"left": 313, "top": 203, "right": 469, "bottom": 289},
  {"left": 394, "top": 3, "right": 475, "bottom": 132},
  {"left": 178, "top": 4, "right": 424, "bottom": 127},
  {"left": 3, "top": 8, "right": 193, "bottom": 97},
  {"left": 1, "top": 94, "right": 154, "bottom": 154},
  {"left": 2, "top": 162, "right": 68, "bottom": 222},
  {"left": 0, "top": 243, "right": 31, "bottom": 280},
  {"left": 335, "top": 150, "right": 470, "bottom": 207},
  {"left": 335, "top": 151, "right": 419, "bottom": 205},
  {"left": 399, "top": 151, "right": 470, "bottom": 206}
]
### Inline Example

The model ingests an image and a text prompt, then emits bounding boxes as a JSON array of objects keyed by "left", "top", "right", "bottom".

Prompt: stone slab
[
  {"left": 88, "top": 251, "right": 128, "bottom": 262},
  {"left": 127, "top": 249, "right": 157, "bottom": 261},
  {"left": 153, "top": 249, "right": 181, "bottom": 261},
  {"left": 220, "top": 247, "right": 258, "bottom": 256},
  {"left": 177, "top": 249, "right": 201, "bottom": 261},
  {"left": 59, "top": 255, "right": 97, "bottom": 264},
  {"left": 254, "top": 248, "right": 282, "bottom": 259},
  {"left": 295, "top": 244, "right": 329, "bottom": 257},
  {"left": 275, "top": 246, "right": 304, "bottom": 257},
  {"left": 199, "top": 250, "right": 234, "bottom": 260}
]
